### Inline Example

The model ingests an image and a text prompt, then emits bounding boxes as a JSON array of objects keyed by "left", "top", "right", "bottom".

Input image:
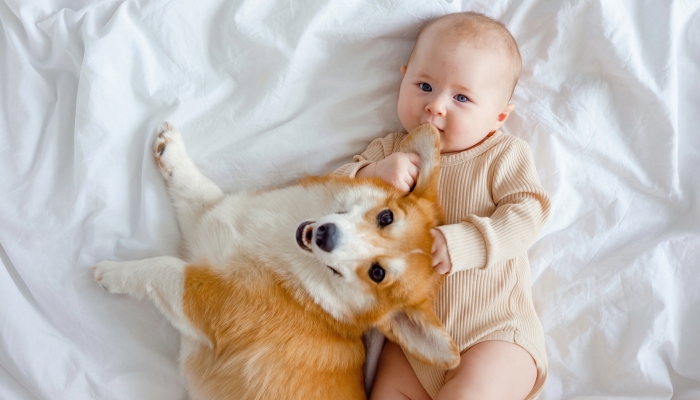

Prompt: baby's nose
[{"left": 425, "top": 99, "right": 446, "bottom": 116}]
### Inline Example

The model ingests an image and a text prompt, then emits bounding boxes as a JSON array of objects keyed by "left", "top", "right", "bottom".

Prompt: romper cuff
[
  {"left": 437, "top": 222, "right": 487, "bottom": 274},
  {"left": 332, "top": 158, "right": 374, "bottom": 178}
]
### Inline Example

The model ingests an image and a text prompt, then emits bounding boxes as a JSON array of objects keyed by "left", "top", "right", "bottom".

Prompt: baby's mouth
[{"left": 424, "top": 122, "right": 444, "bottom": 134}]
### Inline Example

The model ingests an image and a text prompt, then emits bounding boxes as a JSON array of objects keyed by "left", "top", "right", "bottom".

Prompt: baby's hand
[
  {"left": 358, "top": 152, "right": 420, "bottom": 192},
  {"left": 431, "top": 229, "right": 452, "bottom": 275}
]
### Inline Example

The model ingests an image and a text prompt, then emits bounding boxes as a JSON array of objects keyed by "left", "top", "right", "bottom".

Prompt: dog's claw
[{"left": 154, "top": 122, "right": 183, "bottom": 177}]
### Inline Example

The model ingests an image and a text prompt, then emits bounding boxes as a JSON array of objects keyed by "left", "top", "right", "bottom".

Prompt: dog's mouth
[
  {"left": 296, "top": 221, "right": 314, "bottom": 252},
  {"left": 296, "top": 221, "right": 345, "bottom": 278}
]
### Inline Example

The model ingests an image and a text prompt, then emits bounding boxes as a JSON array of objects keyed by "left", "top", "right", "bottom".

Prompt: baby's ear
[{"left": 493, "top": 103, "right": 516, "bottom": 130}]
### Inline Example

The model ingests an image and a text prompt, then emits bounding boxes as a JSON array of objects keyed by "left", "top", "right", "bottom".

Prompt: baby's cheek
[{"left": 397, "top": 103, "right": 415, "bottom": 131}]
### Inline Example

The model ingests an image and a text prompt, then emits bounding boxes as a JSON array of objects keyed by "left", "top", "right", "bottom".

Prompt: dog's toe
[
  {"left": 93, "top": 261, "right": 127, "bottom": 294},
  {"left": 152, "top": 122, "right": 189, "bottom": 179},
  {"left": 157, "top": 121, "right": 174, "bottom": 136}
]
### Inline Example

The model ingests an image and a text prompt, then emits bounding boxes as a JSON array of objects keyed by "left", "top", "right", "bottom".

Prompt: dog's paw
[
  {"left": 154, "top": 122, "right": 187, "bottom": 178},
  {"left": 93, "top": 261, "right": 142, "bottom": 297}
]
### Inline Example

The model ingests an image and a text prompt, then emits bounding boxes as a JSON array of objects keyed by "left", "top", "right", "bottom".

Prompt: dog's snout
[{"left": 315, "top": 223, "right": 337, "bottom": 252}]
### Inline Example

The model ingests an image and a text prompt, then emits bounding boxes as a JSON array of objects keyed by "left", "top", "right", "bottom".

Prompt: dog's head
[{"left": 294, "top": 125, "right": 459, "bottom": 369}]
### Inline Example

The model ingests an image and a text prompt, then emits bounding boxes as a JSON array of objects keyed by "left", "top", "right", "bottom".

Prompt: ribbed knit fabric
[{"left": 334, "top": 130, "right": 551, "bottom": 400}]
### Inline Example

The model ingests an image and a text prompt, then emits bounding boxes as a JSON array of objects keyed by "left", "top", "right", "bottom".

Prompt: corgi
[{"left": 93, "top": 123, "right": 459, "bottom": 399}]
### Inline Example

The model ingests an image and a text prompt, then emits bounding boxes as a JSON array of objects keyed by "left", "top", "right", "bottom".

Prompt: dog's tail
[{"left": 398, "top": 124, "right": 440, "bottom": 197}]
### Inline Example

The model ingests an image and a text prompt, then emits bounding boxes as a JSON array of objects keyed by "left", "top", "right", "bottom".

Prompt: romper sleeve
[
  {"left": 437, "top": 139, "right": 551, "bottom": 274},
  {"left": 332, "top": 132, "right": 403, "bottom": 177}
]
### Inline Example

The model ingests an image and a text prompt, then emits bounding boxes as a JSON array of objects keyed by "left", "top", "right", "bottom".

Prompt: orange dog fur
[{"left": 94, "top": 123, "right": 459, "bottom": 399}]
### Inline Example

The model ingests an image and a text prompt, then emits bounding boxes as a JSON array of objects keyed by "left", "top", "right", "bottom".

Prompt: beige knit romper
[{"left": 334, "top": 130, "right": 551, "bottom": 399}]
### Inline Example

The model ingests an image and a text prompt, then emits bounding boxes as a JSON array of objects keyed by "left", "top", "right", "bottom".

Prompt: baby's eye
[
  {"left": 454, "top": 94, "right": 469, "bottom": 103},
  {"left": 419, "top": 83, "right": 432, "bottom": 92}
]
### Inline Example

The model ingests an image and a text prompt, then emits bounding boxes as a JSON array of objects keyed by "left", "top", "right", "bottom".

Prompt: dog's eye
[
  {"left": 377, "top": 210, "right": 393, "bottom": 227},
  {"left": 369, "top": 263, "right": 385, "bottom": 283}
]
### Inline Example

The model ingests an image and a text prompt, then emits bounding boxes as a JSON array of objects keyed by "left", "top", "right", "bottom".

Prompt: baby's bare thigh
[
  {"left": 370, "top": 341, "right": 432, "bottom": 400},
  {"left": 439, "top": 340, "right": 537, "bottom": 400}
]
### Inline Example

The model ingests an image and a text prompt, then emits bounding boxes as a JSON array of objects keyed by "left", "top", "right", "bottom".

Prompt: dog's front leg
[
  {"left": 93, "top": 257, "right": 208, "bottom": 344},
  {"left": 154, "top": 122, "right": 225, "bottom": 251}
]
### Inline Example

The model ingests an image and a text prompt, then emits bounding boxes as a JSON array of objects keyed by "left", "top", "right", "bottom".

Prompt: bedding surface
[{"left": 1, "top": 0, "right": 699, "bottom": 398}]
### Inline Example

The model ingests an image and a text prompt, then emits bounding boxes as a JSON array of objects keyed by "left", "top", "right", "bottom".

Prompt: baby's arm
[
  {"left": 357, "top": 152, "right": 420, "bottom": 192},
  {"left": 332, "top": 133, "right": 398, "bottom": 177},
  {"left": 439, "top": 140, "right": 551, "bottom": 274},
  {"left": 333, "top": 133, "right": 419, "bottom": 192}
]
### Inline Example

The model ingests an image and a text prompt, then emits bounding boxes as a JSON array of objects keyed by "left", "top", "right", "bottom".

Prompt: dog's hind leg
[
  {"left": 93, "top": 256, "right": 209, "bottom": 345},
  {"left": 154, "top": 122, "right": 224, "bottom": 250}
]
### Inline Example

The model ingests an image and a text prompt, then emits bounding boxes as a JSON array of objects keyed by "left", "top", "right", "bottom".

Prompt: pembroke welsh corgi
[{"left": 94, "top": 123, "right": 459, "bottom": 399}]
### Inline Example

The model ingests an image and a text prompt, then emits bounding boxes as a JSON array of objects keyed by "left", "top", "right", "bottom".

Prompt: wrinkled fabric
[{"left": 1, "top": 0, "right": 699, "bottom": 399}]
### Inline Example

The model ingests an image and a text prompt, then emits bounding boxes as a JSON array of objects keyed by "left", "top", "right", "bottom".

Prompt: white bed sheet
[{"left": 1, "top": 0, "right": 699, "bottom": 398}]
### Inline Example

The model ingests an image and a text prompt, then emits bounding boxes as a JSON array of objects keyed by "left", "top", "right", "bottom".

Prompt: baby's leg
[
  {"left": 154, "top": 122, "right": 224, "bottom": 249},
  {"left": 370, "top": 341, "right": 432, "bottom": 400},
  {"left": 437, "top": 340, "right": 537, "bottom": 400}
]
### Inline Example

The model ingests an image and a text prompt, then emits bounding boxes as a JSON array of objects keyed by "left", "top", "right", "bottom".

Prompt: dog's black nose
[{"left": 315, "top": 223, "right": 337, "bottom": 252}]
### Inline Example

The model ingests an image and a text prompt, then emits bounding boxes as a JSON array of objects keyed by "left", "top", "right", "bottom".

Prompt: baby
[{"left": 334, "top": 12, "right": 551, "bottom": 400}]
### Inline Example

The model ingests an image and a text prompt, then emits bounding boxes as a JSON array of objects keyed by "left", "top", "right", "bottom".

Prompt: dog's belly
[
  {"left": 185, "top": 195, "right": 252, "bottom": 264},
  {"left": 180, "top": 262, "right": 367, "bottom": 400},
  {"left": 187, "top": 213, "right": 240, "bottom": 264},
  {"left": 184, "top": 190, "right": 317, "bottom": 266}
]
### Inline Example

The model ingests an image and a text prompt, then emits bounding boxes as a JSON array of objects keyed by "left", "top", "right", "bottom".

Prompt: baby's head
[{"left": 397, "top": 12, "right": 522, "bottom": 153}]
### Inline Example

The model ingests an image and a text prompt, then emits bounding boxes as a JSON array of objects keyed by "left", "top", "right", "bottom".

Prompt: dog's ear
[
  {"left": 376, "top": 300, "right": 460, "bottom": 370},
  {"left": 398, "top": 124, "right": 440, "bottom": 203}
]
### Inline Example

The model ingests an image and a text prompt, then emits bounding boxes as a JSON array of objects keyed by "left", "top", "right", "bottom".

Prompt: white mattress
[{"left": 1, "top": 0, "right": 699, "bottom": 398}]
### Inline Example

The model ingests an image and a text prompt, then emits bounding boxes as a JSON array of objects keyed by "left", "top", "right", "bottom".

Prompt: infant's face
[{"left": 397, "top": 34, "right": 512, "bottom": 153}]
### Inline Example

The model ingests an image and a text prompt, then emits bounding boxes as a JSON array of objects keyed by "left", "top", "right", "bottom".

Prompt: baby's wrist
[{"left": 356, "top": 162, "right": 376, "bottom": 178}]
